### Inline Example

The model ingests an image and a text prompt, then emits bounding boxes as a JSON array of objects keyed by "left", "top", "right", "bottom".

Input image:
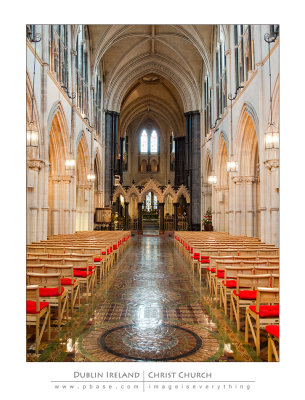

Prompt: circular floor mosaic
[
  {"left": 99, "top": 324, "right": 202, "bottom": 361},
  {"left": 78, "top": 321, "right": 221, "bottom": 362}
]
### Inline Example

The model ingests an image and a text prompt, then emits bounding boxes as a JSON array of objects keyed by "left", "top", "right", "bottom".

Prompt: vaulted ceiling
[{"left": 87, "top": 25, "right": 216, "bottom": 138}]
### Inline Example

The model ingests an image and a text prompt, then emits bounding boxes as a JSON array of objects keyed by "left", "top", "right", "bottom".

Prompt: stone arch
[
  {"left": 47, "top": 103, "right": 71, "bottom": 236},
  {"left": 215, "top": 136, "right": 229, "bottom": 232},
  {"left": 140, "top": 180, "right": 162, "bottom": 203},
  {"left": 234, "top": 106, "right": 260, "bottom": 238},
  {"left": 76, "top": 134, "right": 92, "bottom": 231},
  {"left": 106, "top": 55, "right": 200, "bottom": 113}
]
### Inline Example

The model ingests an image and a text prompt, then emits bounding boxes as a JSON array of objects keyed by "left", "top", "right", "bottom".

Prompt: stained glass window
[
  {"left": 145, "top": 192, "right": 152, "bottom": 211},
  {"left": 151, "top": 130, "right": 158, "bottom": 153},
  {"left": 153, "top": 194, "right": 158, "bottom": 210},
  {"left": 140, "top": 130, "right": 148, "bottom": 153}
]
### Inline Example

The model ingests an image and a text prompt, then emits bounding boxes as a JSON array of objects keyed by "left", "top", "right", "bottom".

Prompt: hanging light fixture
[
  {"left": 208, "top": 175, "right": 217, "bottom": 184},
  {"left": 264, "top": 31, "right": 279, "bottom": 149},
  {"left": 27, "top": 30, "right": 41, "bottom": 148},
  {"left": 65, "top": 159, "right": 76, "bottom": 171},
  {"left": 226, "top": 86, "right": 243, "bottom": 172},
  {"left": 87, "top": 173, "right": 96, "bottom": 182}
]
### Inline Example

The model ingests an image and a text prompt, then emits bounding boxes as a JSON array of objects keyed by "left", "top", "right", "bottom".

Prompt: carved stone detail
[{"left": 264, "top": 159, "right": 279, "bottom": 170}]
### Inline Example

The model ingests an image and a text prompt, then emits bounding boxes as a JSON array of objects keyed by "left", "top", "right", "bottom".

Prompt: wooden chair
[
  {"left": 44, "top": 265, "right": 80, "bottom": 315},
  {"left": 27, "top": 272, "right": 69, "bottom": 328},
  {"left": 245, "top": 287, "right": 279, "bottom": 356},
  {"left": 63, "top": 258, "right": 94, "bottom": 301},
  {"left": 230, "top": 274, "right": 272, "bottom": 331},
  {"left": 266, "top": 325, "right": 279, "bottom": 361},
  {"left": 26, "top": 285, "right": 51, "bottom": 354},
  {"left": 219, "top": 265, "right": 253, "bottom": 315}
]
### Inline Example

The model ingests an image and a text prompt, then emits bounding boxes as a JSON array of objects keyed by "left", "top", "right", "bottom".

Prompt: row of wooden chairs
[
  {"left": 174, "top": 231, "right": 279, "bottom": 360},
  {"left": 26, "top": 231, "right": 131, "bottom": 354}
]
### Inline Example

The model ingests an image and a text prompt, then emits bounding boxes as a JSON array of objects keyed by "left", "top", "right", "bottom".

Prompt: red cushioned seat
[
  {"left": 216, "top": 270, "right": 225, "bottom": 278},
  {"left": 110, "top": 247, "right": 113, "bottom": 252},
  {"left": 222, "top": 279, "right": 237, "bottom": 288},
  {"left": 61, "top": 278, "right": 76, "bottom": 286},
  {"left": 73, "top": 270, "right": 93, "bottom": 278},
  {"left": 26, "top": 300, "right": 49, "bottom": 314},
  {"left": 249, "top": 304, "right": 279, "bottom": 318},
  {"left": 113, "top": 245, "right": 117, "bottom": 250},
  {"left": 39, "top": 287, "right": 64, "bottom": 297},
  {"left": 233, "top": 289, "right": 257, "bottom": 300},
  {"left": 201, "top": 256, "right": 210, "bottom": 259},
  {"left": 190, "top": 248, "right": 193, "bottom": 253},
  {"left": 75, "top": 265, "right": 95, "bottom": 271},
  {"left": 205, "top": 267, "right": 211, "bottom": 271},
  {"left": 211, "top": 267, "right": 216, "bottom": 273},
  {"left": 94, "top": 257, "right": 101, "bottom": 262},
  {"left": 194, "top": 253, "right": 200, "bottom": 260},
  {"left": 266, "top": 325, "right": 279, "bottom": 338},
  {"left": 200, "top": 259, "right": 210, "bottom": 264},
  {"left": 102, "top": 251, "right": 106, "bottom": 255}
]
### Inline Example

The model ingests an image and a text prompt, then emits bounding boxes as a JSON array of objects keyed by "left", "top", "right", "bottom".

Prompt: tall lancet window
[
  {"left": 140, "top": 130, "right": 148, "bottom": 153},
  {"left": 151, "top": 130, "right": 158, "bottom": 153}
]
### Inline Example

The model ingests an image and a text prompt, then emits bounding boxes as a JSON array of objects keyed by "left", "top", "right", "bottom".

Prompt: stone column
[
  {"left": 137, "top": 202, "right": 143, "bottom": 234},
  {"left": 184, "top": 111, "right": 201, "bottom": 230},
  {"left": 265, "top": 159, "right": 279, "bottom": 245},
  {"left": 159, "top": 202, "right": 165, "bottom": 233},
  {"left": 173, "top": 202, "right": 178, "bottom": 231},
  {"left": 233, "top": 176, "right": 243, "bottom": 236},
  {"left": 105, "top": 111, "right": 119, "bottom": 207},
  {"left": 124, "top": 202, "right": 129, "bottom": 230},
  {"left": 245, "top": 177, "right": 255, "bottom": 237}
]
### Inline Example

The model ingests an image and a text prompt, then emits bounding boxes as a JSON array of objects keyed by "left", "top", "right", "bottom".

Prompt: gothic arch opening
[
  {"left": 47, "top": 107, "right": 71, "bottom": 236},
  {"left": 76, "top": 135, "right": 91, "bottom": 231}
]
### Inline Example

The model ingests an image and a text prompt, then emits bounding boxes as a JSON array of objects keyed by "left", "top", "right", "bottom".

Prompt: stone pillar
[
  {"left": 173, "top": 202, "right": 178, "bottom": 231},
  {"left": 265, "top": 159, "right": 279, "bottom": 245},
  {"left": 246, "top": 177, "right": 256, "bottom": 237},
  {"left": 233, "top": 176, "right": 243, "bottom": 236},
  {"left": 159, "top": 202, "right": 165, "bottom": 233},
  {"left": 137, "top": 202, "right": 143, "bottom": 234},
  {"left": 174, "top": 137, "right": 186, "bottom": 186},
  {"left": 105, "top": 111, "right": 119, "bottom": 207},
  {"left": 185, "top": 111, "right": 201, "bottom": 230},
  {"left": 186, "top": 203, "right": 191, "bottom": 230},
  {"left": 124, "top": 202, "right": 129, "bottom": 230}
]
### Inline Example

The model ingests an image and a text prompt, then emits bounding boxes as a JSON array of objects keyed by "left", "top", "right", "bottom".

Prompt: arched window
[
  {"left": 151, "top": 130, "right": 158, "bottom": 153},
  {"left": 49, "top": 25, "right": 69, "bottom": 89},
  {"left": 75, "top": 25, "right": 89, "bottom": 118},
  {"left": 151, "top": 159, "right": 158, "bottom": 173},
  {"left": 140, "top": 159, "right": 147, "bottom": 173},
  {"left": 140, "top": 130, "right": 148, "bottom": 153}
]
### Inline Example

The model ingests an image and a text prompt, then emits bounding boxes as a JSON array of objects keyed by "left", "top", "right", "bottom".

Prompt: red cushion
[
  {"left": 110, "top": 247, "right": 113, "bottom": 252},
  {"left": 190, "top": 248, "right": 193, "bottom": 253},
  {"left": 194, "top": 253, "right": 200, "bottom": 260},
  {"left": 39, "top": 287, "right": 64, "bottom": 297},
  {"left": 201, "top": 256, "right": 210, "bottom": 259},
  {"left": 201, "top": 259, "right": 210, "bottom": 264},
  {"left": 73, "top": 270, "right": 93, "bottom": 278},
  {"left": 94, "top": 257, "right": 101, "bottom": 262},
  {"left": 102, "top": 252, "right": 106, "bottom": 255},
  {"left": 266, "top": 325, "right": 279, "bottom": 338},
  {"left": 233, "top": 289, "right": 257, "bottom": 300},
  {"left": 113, "top": 245, "right": 117, "bottom": 250},
  {"left": 216, "top": 270, "right": 225, "bottom": 278},
  {"left": 75, "top": 265, "right": 95, "bottom": 271},
  {"left": 205, "top": 267, "right": 211, "bottom": 271},
  {"left": 61, "top": 278, "right": 76, "bottom": 286},
  {"left": 249, "top": 304, "right": 279, "bottom": 318},
  {"left": 211, "top": 267, "right": 216, "bottom": 273},
  {"left": 26, "top": 300, "right": 49, "bottom": 314},
  {"left": 222, "top": 279, "right": 237, "bottom": 288}
]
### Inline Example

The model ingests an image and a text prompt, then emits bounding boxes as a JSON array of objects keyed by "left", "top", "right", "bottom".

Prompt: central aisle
[{"left": 39, "top": 235, "right": 258, "bottom": 362}]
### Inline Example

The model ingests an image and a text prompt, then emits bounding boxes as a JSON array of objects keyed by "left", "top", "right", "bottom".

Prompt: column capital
[
  {"left": 245, "top": 176, "right": 256, "bottom": 183},
  {"left": 232, "top": 176, "right": 243, "bottom": 184},
  {"left": 27, "top": 159, "right": 45, "bottom": 170},
  {"left": 264, "top": 159, "right": 279, "bottom": 170}
]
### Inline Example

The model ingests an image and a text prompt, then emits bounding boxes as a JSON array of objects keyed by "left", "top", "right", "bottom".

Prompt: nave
[{"left": 27, "top": 233, "right": 277, "bottom": 362}]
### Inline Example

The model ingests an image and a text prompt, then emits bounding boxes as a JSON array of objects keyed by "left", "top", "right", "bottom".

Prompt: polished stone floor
[{"left": 27, "top": 235, "right": 270, "bottom": 362}]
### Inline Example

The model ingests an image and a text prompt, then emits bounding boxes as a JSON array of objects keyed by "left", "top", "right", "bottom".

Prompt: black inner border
[{"left": 99, "top": 323, "right": 203, "bottom": 361}]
